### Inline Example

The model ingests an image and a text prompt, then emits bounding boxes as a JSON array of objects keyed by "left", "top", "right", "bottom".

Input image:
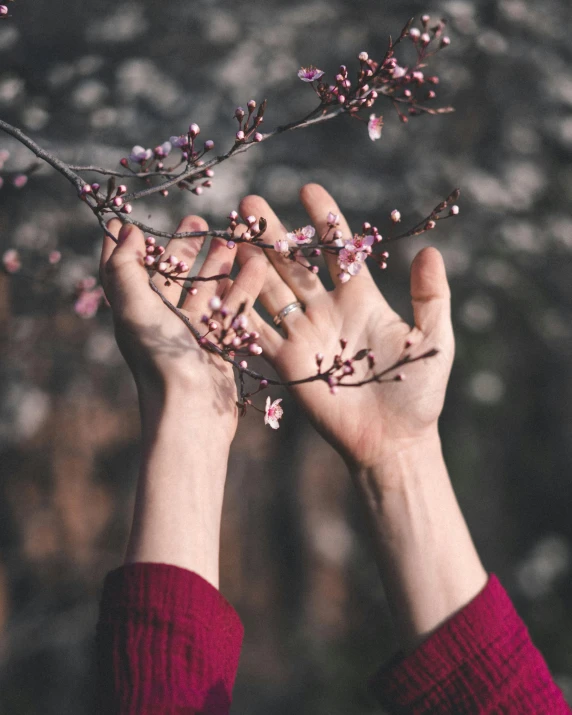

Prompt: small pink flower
[
  {"left": 129, "top": 145, "right": 153, "bottom": 163},
  {"left": 274, "top": 239, "right": 291, "bottom": 257},
  {"left": 347, "top": 234, "right": 374, "bottom": 252},
  {"left": 13, "top": 174, "right": 28, "bottom": 189},
  {"left": 154, "top": 141, "right": 172, "bottom": 157},
  {"left": 392, "top": 65, "right": 407, "bottom": 79},
  {"left": 391, "top": 209, "right": 401, "bottom": 223},
  {"left": 368, "top": 114, "right": 383, "bottom": 141},
  {"left": 74, "top": 286, "right": 104, "bottom": 319},
  {"left": 264, "top": 397, "right": 283, "bottom": 429},
  {"left": 2, "top": 249, "right": 21, "bottom": 273},
  {"left": 338, "top": 246, "right": 366, "bottom": 276},
  {"left": 285, "top": 225, "right": 315, "bottom": 245},
  {"left": 169, "top": 135, "right": 189, "bottom": 148},
  {"left": 48, "top": 250, "right": 62, "bottom": 265},
  {"left": 297, "top": 66, "right": 325, "bottom": 83}
]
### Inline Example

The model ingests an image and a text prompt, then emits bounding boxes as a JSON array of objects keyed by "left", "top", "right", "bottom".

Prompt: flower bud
[
  {"left": 0, "top": 6, "right": 9, "bottom": 16},
  {"left": 113, "top": 197, "right": 124, "bottom": 207},
  {"left": 168, "top": 255, "right": 179, "bottom": 265},
  {"left": 209, "top": 321, "right": 219, "bottom": 331},
  {"left": 450, "top": 205, "right": 459, "bottom": 215},
  {"left": 239, "top": 360, "right": 248, "bottom": 369},
  {"left": 254, "top": 132, "right": 263, "bottom": 142},
  {"left": 358, "top": 51, "right": 369, "bottom": 62},
  {"left": 247, "top": 99, "right": 256, "bottom": 110},
  {"left": 190, "top": 288, "right": 198, "bottom": 296},
  {"left": 227, "top": 240, "right": 236, "bottom": 249},
  {"left": 204, "top": 139, "right": 214, "bottom": 151},
  {"left": 192, "top": 186, "right": 203, "bottom": 195},
  {"left": 246, "top": 215, "right": 256, "bottom": 226},
  {"left": 338, "top": 94, "right": 346, "bottom": 104},
  {"left": 205, "top": 169, "right": 215, "bottom": 177},
  {"left": 157, "top": 262, "right": 168, "bottom": 272},
  {"left": 189, "top": 123, "right": 200, "bottom": 137},
  {"left": 260, "top": 379, "right": 268, "bottom": 388},
  {"left": 409, "top": 27, "right": 420, "bottom": 42},
  {"left": 440, "top": 36, "right": 451, "bottom": 48},
  {"left": 391, "top": 209, "right": 401, "bottom": 223},
  {"left": 236, "top": 130, "right": 245, "bottom": 142},
  {"left": 229, "top": 210, "right": 238, "bottom": 221},
  {"left": 49, "top": 250, "right": 62, "bottom": 265},
  {"left": 92, "top": 183, "right": 100, "bottom": 192},
  {"left": 122, "top": 203, "right": 133, "bottom": 213},
  {"left": 209, "top": 296, "right": 222, "bottom": 311},
  {"left": 425, "top": 220, "right": 436, "bottom": 229},
  {"left": 81, "top": 184, "right": 92, "bottom": 195},
  {"left": 144, "top": 255, "right": 155, "bottom": 266},
  {"left": 420, "top": 32, "right": 431, "bottom": 46},
  {"left": 421, "top": 14, "right": 430, "bottom": 25},
  {"left": 235, "top": 107, "right": 245, "bottom": 119},
  {"left": 120, "top": 158, "right": 129, "bottom": 167},
  {"left": 249, "top": 343, "right": 263, "bottom": 355}
]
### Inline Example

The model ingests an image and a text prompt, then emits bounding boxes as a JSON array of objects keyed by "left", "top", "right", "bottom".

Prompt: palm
[{"left": 238, "top": 184, "right": 454, "bottom": 467}]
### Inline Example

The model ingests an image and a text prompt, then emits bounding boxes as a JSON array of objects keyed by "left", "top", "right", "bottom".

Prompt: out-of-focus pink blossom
[
  {"left": 74, "top": 286, "right": 104, "bottom": 319},
  {"left": 48, "top": 250, "right": 62, "bottom": 265},
  {"left": 274, "top": 239, "right": 291, "bottom": 256},
  {"left": 129, "top": 145, "right": 153, "bottom": 163},
  {"left": 13, "top": 174, "right": 28, "bottom": 189},
  {"left": 169, "top": 135, "right": 188, "bottom": 148},
  {"left": 391, "top": 209, "right": 401, "bottom": 223},
  {"left": 154, "top": 141, "right": 172, "bottom": 157},
  {"left": 297, "top": 66, "right": 325, "bottom": 82},
  {"left": 264, "top": 397, "right": 283, "bottom": 429},
  {"left": 2, "top": 249, "right": 21, "bottom": 273},
  {"left": 368, "top": 114, "right": 383, "bottom": 141},
  {"left": 392, "top": 65, "right": 407, "bottom": 79}
]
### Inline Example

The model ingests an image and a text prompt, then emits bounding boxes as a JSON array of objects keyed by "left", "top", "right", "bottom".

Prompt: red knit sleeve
[
  {"left": 96, "top": 563, "right": 244, "bottom": 715},
  {"left": 370, "top": 574, "right": 571, "bottom": 714}
]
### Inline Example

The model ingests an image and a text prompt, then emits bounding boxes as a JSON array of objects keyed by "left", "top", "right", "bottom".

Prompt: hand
[
  {"left": 236, "top": 184, "right": 455, "bottom": 470},
  {"left": 100, "top": 216, "right": 266, "bottom": 433}
]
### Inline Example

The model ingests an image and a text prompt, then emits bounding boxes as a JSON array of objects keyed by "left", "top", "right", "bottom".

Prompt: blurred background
[{"left": 1, "top": 0, "right": 572, "bottom": 712}]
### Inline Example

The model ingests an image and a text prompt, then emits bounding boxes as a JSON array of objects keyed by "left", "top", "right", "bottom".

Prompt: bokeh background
[{"left": 1, "top": 0, "right": 572, "bottom": 712}]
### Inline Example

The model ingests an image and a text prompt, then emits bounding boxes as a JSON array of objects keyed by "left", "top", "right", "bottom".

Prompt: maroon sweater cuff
[
  {"left": 96, "top": 563, "right": 244, "bottom": 715},
  {"left": 370, "top": 574, "right": 570, "bottom": 714}
]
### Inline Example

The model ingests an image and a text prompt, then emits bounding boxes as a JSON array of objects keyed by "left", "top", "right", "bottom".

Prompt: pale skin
[{"left": 100, "top": 182, "right": 487, "bottom": 651}]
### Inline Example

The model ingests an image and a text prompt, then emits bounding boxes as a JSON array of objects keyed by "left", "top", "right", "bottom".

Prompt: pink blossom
[
  {"left": 264, "top": 397, "right": 284, "bottom": 429},
  {"left": 338, "top": 246, "right": 366, "bottom": 276},
  {"left": 450, "top": 204, "right": 459, "bottom": 215},
  {"left": 368, "top": 114, "right": 383, "bottom": 141},
  {"left": 347, "top": 234, "right": 374, "bottom": 252},
  {"left": 0, "top": 6, "right": 8, "bottom": 16},
  {"left": 297, "top": 66, "right": 325, "bottom": 83},
  {"left": 154, "top": 141, "right": 172, "bottom": 157},
  {"left": 327, "top": 212, "right": 340, "bottom": 225},
  {"left": 13, "top": 174, "right": 28, "bottom": 189},
  {"left": 392, "top": 65, "right": 407, "bottom": 79},
  {"left": 48, "top": 250, "right": 62, "bottom": 265},
  {"left": 169, "top": 135, "right": 189, "bottom": 148},
  {"left": 409, "top": 28, "right": 421, "bottom": 42},
  {"left": 274, "top": 239, "right": 291, "bottom": 256},
  {"left": 285, "top": 225, "right": 315, "bottom": 245},
  {"left": 2, "top": 249, "right": 21, "bottom": 273},
  {"left": 129, "top": 145, "right": 153, "bottom": 163},
  {"left": 391, "top": 209, "right": 401, "bottom": 223},
  {"left": 74, "top": 286, "right": 104, "bottom": 319}
]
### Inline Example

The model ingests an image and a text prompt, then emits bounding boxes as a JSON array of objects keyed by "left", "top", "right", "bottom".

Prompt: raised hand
[
  {"left": 237, "top": 184, "right": 455, "bottom": 469},
  {"left": 100, "top": 216, "right": 266, "bottom": 430}
]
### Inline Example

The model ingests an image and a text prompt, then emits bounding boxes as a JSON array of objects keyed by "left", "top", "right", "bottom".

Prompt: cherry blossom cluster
[
  {"left": 0, "top": 14, "right": 461, "bottom": 428},
  {"left": 298, "top": 14, "right": 452, "bottom": 140}
]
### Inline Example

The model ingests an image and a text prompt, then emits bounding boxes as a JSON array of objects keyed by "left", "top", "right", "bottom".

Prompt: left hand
[{"left": 100, "top": 217, "right": 267, "bottom": 434}]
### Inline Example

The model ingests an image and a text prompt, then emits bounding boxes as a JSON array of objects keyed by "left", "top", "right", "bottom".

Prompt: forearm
[
  {"left": 125, "top": 380, "right": 232, "bottom": 589},
  {"left": 352, "top": 430, "right": 487, "bottom": 651}
]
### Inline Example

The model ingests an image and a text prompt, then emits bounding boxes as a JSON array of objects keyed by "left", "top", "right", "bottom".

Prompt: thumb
[
  {"left": 410, "top": 247, "right": 452, "bottom": 339},
  {"left": 100, "top": 220, "right": 152, "bottom": 312}
]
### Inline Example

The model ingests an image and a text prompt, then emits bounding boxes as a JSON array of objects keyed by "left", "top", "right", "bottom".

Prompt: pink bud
[
  {"left": 340, "top": 338, "right": 348, "bottom": 349},
  {"left": 144, "top": 255, "right": 155, "bottom": 266},
  {"left": 333, "top": 229, "right": 343, "bottom": 240},
  {"left": 235, "top": 107, "right": 245, "bottom": 119},
  {"left": 161, "top": 190, "right": 169, "bottom": 197},
  {"left": 239, "top": 360, "right": 248, "bottom": 369},
  {"left": 168, "top": 255, "right": 179, "bottom": 265},
  {"left": 227, "top": 240, "right": 236, "bottom": 249},
  {"left": 190, "top": 287, "right": 198, "bottom": 296},
  {"left": 232, "top": 337, "right": 242, "bottom": 348},
  {"left": 13, "top": 174, "right": 28, "bottom": 189},
  {"left": 395, "top": 373, "right": 406, "bottom": 382},
  {"left": 338, "top": 94, "right": 346, "bottom": 104},
  {"left": 241, "top": 231, "right": 251, "bottom": 241},
  {"left": 409, "top": 27, "right": 421, "bottom": 42},
  {"left": 245, "top": 215, "right": 256, "bottom": 226},
  {"left": 157, "top": 262, "right": 168, "bottom": 272},
  {"left": 122, "top": 203, "right": 133, "bottom": 213},
  {"left": 254, "top": 133, "right": 263, "bottom": 142},
  {"left": 260, "top": 379, "right": 268, "bottom": 387},
  {"left": 0, "top": 6, "right": 9, "bottom": 16},
  {"left": 204, "top": 140, "right": 214, "bottom": 151},
  {"left": 120, "top": 158, "right": 129, "bottom": 167},
  {"left": 92, "top": 183, "right": 101, "bottom": 192},
  {"left": 209, "top": 321, "right": 219, "bottom": 331},
  {"left": 145, "top": 236, "right": 156, "bottom": 245},
  {"left": 117, "top": 185, "right": 127, "bottom": 195},
  {"left": 249, "top": 343, "right": 263, "bottom": 355},
  {"left": 440, "top": 36, "right": 451, "bottom": 48},
  {"left": 420, "top": 32, "right": 431, "bottom": 45},
  {"left": 425, "top": 220, "right": 436, "bottom": 229},
  {"left": 236, "top": 131, "right": 245, "bottom": 141},
  {"left": 209, "top": 296, "right": 222, "bottom": 311},
  {"left": 156, "top": 246, "right": 165, "bottom": 255},
  {"left": 205, "top": 169, "right": 215, "bottom": 177},
  {"left": 189, "top": 123, "right": 200, "bottom": 137},
  {"left": 391, "top": 209, "right": 401, "bottom": 223},
  {"left": 358, "top": 51, "right": 369, "bottom": 61},
  {"left": 146, "top": 245, "right": 155, "bottom": 254},
  {"left": 81, "top": 184, "right": 92, "bottom": 194},
  {"left": 113, "top": 197, "right": 123, "bottom": 207},
  {"left": 311, "top": 265, "right": 319, "bottom": 274},
  {"left": 450, "top": 205, "right": 460, "bottom": 215},
  {"left": 192, "top": 187, "right": 203, "bottom": 195},
  {"left": 229, "top": 210, "right": 238, "bottom": 221},
  {"left": 48, "top": 250, "right": 62, "bottom": 265},
  {"left": 247, "top": 99, "right": 256, "bottom": 110},
  {"left": 421, "top": 14, "right": 430, "bottom": 24}
]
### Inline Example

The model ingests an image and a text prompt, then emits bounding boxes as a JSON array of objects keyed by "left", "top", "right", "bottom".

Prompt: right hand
[{"left": 236, "top": 184, "right": 455, "bottom": 470}]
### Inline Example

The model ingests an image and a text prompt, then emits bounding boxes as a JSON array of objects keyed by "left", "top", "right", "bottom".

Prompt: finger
[
  {"left": 101, "top": 222, "right": 153, "bottom": 313},
  {"left": 183, "top": 236, "right": 235, "bottom": 308},
  {"left": 245, "top": 307, "right": 283, "bottom": 361},
  {"left": 99, "top": 218, "right": 122, "bottom": 298},
  {"left": 299, "top": 183, "right": 375, "bottom": 289},
  {"left": 239, "top": 195, "right": 326, "bottom": 302},
  {"left": 410, "top": 247, "right": 453, "bottom": 341},
  {"left": 153, "top": 215, "right": 209, "bottom": 306},
  {"left": 236, "top": 240, "right": 303, "bottom": 334}
]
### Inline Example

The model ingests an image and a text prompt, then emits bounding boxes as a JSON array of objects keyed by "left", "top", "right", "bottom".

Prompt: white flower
[{"left": 264, "top": 397, "right": 284, "bottom": 429}]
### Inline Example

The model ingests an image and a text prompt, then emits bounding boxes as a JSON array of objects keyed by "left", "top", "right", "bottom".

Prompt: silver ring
[{"left": 273, "top": 301, "right": 304, "bottom": 326}]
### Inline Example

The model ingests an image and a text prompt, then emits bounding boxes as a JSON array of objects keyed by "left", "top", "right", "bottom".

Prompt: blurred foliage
[{"left": 1, "top": 0, "right": 572, "bottom": 712}]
